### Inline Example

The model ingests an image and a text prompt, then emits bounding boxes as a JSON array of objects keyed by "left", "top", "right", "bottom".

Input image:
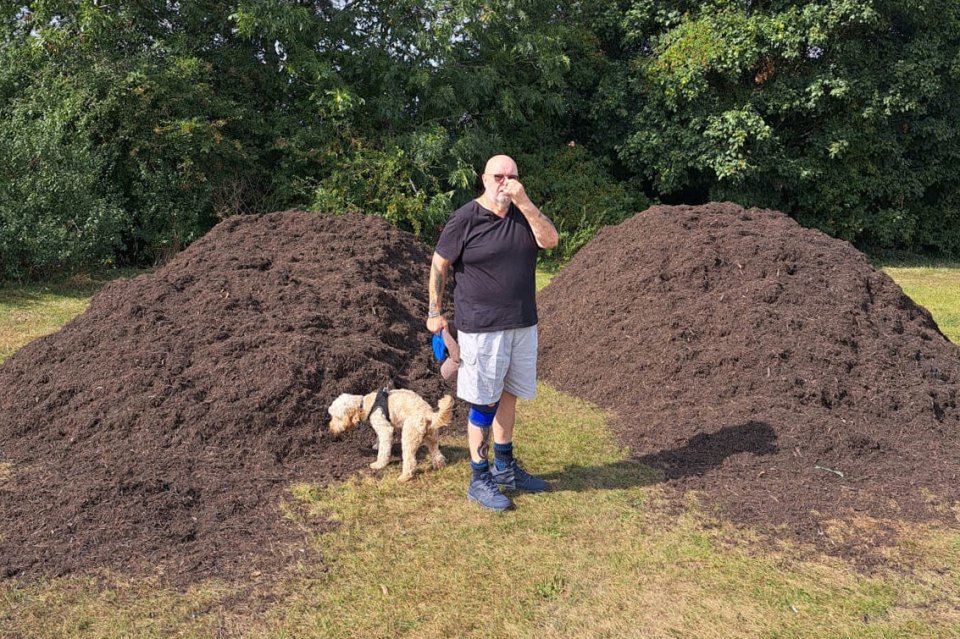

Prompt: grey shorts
[{"left": 456, "top": 325, "right": 538, "bottom": 405}]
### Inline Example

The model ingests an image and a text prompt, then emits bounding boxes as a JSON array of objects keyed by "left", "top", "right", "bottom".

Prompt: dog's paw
[
  {"left": 370, "top": 461, "right": 389, "bottom": 470},
  {"left": 397, "top": 472, "right": 414, "bottom": 483},
  {"left": 432, "top": 455, "right": 447, "bottom": 469}
]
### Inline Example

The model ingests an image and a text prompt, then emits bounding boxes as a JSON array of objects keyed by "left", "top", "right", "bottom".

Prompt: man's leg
[
  {"left": 465, "top": 402, "right": 510, "bottom": 511},
  {"left": 490, "top": 327, "right": 547, "bottom": 492},
  {"left": 469, "top": 403, "right": 497, "bottom": 464},
  {"left": 492, "top": 391, "right": 516, "bottom": 445},
  {"left": 492, "top": 391, "right": 517, "bottom": 472},
  {"left": 457, "top": 329, "right": 512, "bottom": 510}
]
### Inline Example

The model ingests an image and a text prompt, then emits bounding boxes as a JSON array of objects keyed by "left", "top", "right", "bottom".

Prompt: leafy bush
[
  {"left": 0, "top": 125, "right": 125, "bottom": 279},
  {"left": 0, "top": 57, "right": 125, "bottom": 279},
  {"left": 310, "top": 129, "right": 470, "bottom": 242},
  {"left": 612, "top": 0, "right": 960, "bottom": 255}
]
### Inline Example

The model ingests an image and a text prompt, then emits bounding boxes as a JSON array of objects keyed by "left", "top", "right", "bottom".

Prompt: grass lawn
[
  {"left": 1, "top": 265, "right": 959, "bottom": 638},
  {"left": 881, "top": 264, "right": 960, "bottom": 344}
]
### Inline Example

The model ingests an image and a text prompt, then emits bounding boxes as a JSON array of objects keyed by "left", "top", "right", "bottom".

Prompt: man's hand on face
[{"left": 501, "top": 177, "right": 530, "bottom": 207}]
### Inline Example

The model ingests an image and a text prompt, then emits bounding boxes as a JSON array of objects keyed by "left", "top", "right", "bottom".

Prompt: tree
[
  {"left": 1, "top": 1, "right": 615, "bottom": 276},
  {"left": 0, "top": 1, "right": 321, "bottom": 276},
  {"left": 609, "top": 0, "right": 960, "bottom": 254}
]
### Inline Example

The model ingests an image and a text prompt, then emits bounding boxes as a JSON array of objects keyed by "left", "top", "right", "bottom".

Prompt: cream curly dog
[{"left": 328, "top": 389, "right": 454, "bottom": 482}]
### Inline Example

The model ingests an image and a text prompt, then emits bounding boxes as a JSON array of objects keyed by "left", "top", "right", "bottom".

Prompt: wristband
[{"left": 427, "top": 310, "right": 443, "bottom": 319}]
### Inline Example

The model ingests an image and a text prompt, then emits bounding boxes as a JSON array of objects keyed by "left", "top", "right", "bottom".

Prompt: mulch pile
[
  {"left": 539, "top": 203, "right": 960, "bottom": 556},
  {"left": 4, "top": 203, "right": 958, "bottom": 582},
  {"left": 0, "top": 211, "right": 452, "bottom": 583}
]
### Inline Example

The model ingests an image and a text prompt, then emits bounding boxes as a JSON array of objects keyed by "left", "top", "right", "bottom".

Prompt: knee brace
[{"left": 468, "top": 402, "right": 499, "bottom": 428}]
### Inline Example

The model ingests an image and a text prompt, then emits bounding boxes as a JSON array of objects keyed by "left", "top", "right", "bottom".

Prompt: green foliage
[
  {"left": 3, "top": 0, "right": 960, "bottom": 278},
  {"left": 301, "top": 0, "right": 595, "bottom": 243},
  {"left": 0, "top": 2, "right": 283, "bottom": 276},
  {"left": 311, "top": 137, "right": 456, "bottom": 241},
  {"left": 0, "top": 1, "right": 592, "bottom": 278},
  {"left": 0, "top": 53, "right": 125, "bottom": 279},
  {"left": 520, "top": 145, "right": 646, "bottom": 262},
  {"left": 611, "top": 0, "right": 960, "bottom": 254},
  {"left": 0, "top": 124, "right": 124, "bottom": 279}
]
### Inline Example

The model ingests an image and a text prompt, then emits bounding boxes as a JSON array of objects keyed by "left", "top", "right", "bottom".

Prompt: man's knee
[{"left": 468, "top": 401, "right": 499, "bottom": 428}]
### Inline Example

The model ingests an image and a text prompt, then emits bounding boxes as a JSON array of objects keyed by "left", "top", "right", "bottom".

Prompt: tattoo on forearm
[{"left": 430, "top": 264, "right": 445, "bottom": 311}]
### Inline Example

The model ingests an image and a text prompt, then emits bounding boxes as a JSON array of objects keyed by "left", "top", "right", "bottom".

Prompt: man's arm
[
  {"left": 503, "top": 179, "right": 559, "bottom": 249},
  {"left": 515, "top": 198, "right": 559, "bottom": 250},
  {"left": 427, "top": 251, "right": 450, "bottom": 334}
]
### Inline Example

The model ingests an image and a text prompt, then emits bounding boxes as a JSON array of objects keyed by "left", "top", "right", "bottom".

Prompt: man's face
[{"left": 482, "top": 157, "right": 519, "bottom": 206}]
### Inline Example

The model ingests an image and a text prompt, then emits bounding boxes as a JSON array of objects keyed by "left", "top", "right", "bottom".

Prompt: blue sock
[
  {"left": 494, "top": 442, "right": 513, "bottom": 471},
  {"left": 471, "top": 459, "right": 490, "bottom": 480}
]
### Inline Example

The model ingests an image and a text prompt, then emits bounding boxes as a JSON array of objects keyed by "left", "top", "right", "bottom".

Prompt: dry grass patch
[
  {"left": 0, "top": 574, "right": 258, "bottom": 639},
  {"left": 0, "top": 295, "right": 90, "bottom": 363}
]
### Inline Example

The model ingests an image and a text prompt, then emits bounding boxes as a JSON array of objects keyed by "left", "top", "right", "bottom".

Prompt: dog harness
[{"left": 370, "top": 387, "right": 391, "bottom": 422}]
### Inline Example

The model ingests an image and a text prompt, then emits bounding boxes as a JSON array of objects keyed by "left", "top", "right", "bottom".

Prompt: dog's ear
[
  {"left": 347, "top": 403, "right": 365, "bottom": 424},
  {"left": 327, "top": 394, "right": 345, "bottom": 418}
]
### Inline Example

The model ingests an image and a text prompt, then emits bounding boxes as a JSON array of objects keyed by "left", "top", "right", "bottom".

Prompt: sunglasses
[{"left": 486, "top": 173, "right": 519, "bottom": 182}]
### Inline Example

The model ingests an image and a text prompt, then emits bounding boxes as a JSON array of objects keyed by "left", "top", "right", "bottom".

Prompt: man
[{"left": 426, "top": 154, "right": 559, "bottom": 511}]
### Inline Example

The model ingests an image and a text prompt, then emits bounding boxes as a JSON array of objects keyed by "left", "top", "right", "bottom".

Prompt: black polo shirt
[{"left": 435, "top": 200, "right": 540, "bottom": 333}]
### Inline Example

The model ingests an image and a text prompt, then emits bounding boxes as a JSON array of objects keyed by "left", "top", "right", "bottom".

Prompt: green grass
[
  {"left": 881, "top": 265, "right": 960, "bottom": 343},
  {"left": 1, "top": 265, "right": 960, "bottom": 637},
  {"left": 251, "top": 385, "right": 959, "bottom": 639},
  {"left": 535, "top": 261, "right": 562, "bottom": 291}
]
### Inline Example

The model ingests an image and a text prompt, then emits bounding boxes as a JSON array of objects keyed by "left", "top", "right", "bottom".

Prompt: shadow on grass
[
  {"left": 0, "top": 269, "right": 148, "bottom": 309},
  {"left": 539, "top": 421, "right": 778, "bottom": 492},
  {"left": 432, "top": 444, "right": 471, "bottom": 465}
]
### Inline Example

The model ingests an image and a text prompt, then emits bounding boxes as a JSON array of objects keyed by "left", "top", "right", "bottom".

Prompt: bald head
[{"left": 484, "top": 155, "right": 518, "bottom": 176}]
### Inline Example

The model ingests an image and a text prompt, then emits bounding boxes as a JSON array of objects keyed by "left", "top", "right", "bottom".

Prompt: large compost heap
[
  {"left": 0, "top": 211, "right": 449, "bottom": 583},
  {"left": 4, "top": 203, "right": 958, "bottom": 583},
  {"left": 539, "top": 203, "right": 960, "bottom": 554}
]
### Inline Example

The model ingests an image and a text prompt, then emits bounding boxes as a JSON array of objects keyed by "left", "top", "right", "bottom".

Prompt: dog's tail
[{"left": 429, "top": 394, "right": 455, "bottom": 431}]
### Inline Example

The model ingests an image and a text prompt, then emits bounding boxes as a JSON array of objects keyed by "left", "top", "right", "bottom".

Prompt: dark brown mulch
[
  {"left": 0, "top": 211, "right": 453, "bottom": 584},
  {"left": 538, "top": 203, "right": 960, "bottom": 557}
]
